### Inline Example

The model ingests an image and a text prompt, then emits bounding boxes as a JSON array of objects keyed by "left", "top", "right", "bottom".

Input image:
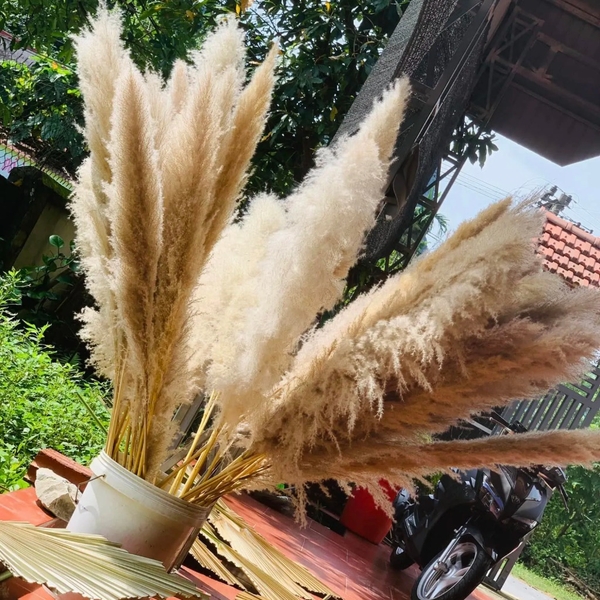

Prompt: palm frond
[
  {"left": 189, "top": 501, "right": 340, "bottom": 600},
  {"left": 212, "top": 501, "right": 339, "bottom": 598},
  {"left": 189, "top": 535, "right": 245, "bottom": 588},
  {"left": 199, "top": 524, "right": 305, "bottom": 600},
  {"left": 0, "top": 522, "right": 206, "bottom": 600}
]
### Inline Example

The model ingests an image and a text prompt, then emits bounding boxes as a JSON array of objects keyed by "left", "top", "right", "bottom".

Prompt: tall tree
[{"left": 0, "top": 0, "right": 405, "bottom": 191}]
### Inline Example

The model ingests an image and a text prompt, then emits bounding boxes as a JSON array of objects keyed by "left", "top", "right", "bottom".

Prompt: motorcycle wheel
[
  {"left": 390, "top": 545, "right": 414, "bottom": 571},
  {"left": 411, "top": 537, "right": 491, "bottom": 600}
]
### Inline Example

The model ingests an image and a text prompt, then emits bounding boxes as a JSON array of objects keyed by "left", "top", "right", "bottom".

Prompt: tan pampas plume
[
  {"left": 144, "top": 38, "right": 278, "bottom": 479},
  {"left": 305, "top": 429, "right": 600, "bottom": 489},
  {"left": 70, "top": 8, "right": 132, "bottom": 381},
  {"left": 189, "top": 193, "right": 287, "bottom": 396},
  {"left": 247, "top": 200, "right": 600, "bottom": 491},
  {"left": 72, "top": 7, "right": 277, "bottom": 483}
]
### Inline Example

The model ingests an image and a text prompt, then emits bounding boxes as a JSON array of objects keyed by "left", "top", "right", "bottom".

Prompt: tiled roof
[{"left": 538, "top": 210, "right": 600, "bottom": 288}]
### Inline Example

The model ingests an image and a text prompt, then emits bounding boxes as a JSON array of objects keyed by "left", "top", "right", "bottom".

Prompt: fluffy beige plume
[
  {"left": 72, "top": 9, "right": 277, "bottom": 481},
  {"left": 143, "top": 31, "right": 277, "bottom": 479},
  {"left": 104, "top": 62, "right": 164, "bottom": 449},
  {"left": 71, "top": 7, "right": 132, "bottom": 379},
  {"left": 190, "top": 194, "right": 287, "bottom": 393},
  {"left": 71, "top": 160, "right": 116, "bottom": 380},
  {"left": 73, "top": 6, "right": 130, "bottom": 191},
  {"left": 208, "top": 44, "right": 279, "bottom": 252},
  {"left": 209, "top": 79, "right": 411, "bottom": 426},
  {"left": 248, "top": 200, "right": 600, "bottom": 487},
  {"left": 300, "top": 430, "right": 600, "bottom": 491}
]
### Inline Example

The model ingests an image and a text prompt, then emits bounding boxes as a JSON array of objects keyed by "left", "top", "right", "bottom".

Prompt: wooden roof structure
[{"left": 335, "top": 0, "right": 600, "bottom": 267}]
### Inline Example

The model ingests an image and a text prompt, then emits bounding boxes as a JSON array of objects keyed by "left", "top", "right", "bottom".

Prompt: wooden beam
[
  {"left": 542, "top": 0, "right": 600, "bottom": 29},
  {"left": 495, "top": 56, "right": 600, "bottom": 124},
  {"left": 510, "top": 81, "right": 600, "bottom": 134}
]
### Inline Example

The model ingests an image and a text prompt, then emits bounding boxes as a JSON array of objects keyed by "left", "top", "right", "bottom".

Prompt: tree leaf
[{"left": 48, "top": 235, "right": 64, "bottom": 249}]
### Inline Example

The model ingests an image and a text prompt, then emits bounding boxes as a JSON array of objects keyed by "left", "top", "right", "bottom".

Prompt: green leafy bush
[
  {"left": 0, "top": 271, "right": 109, "bottom": 491},
  {"left": 522, "top": 418, "right": 600, "bottom": 592}
]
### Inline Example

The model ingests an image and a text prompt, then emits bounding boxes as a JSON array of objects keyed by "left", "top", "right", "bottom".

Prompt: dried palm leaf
[
  {"left": 189, "top": 499, "right": 340, "bottom": 599},
  {"left": 210, "top": 501, "right": 339, "bottom": 598},
  {"left": 200, "top": 523, "right": 308, "bottom": 600},
  {"left": 0, "top": 522, "right": 206, "bottom": 600},
  {"left": 189, "top": 534, "right": 245, "bottom": 589}
]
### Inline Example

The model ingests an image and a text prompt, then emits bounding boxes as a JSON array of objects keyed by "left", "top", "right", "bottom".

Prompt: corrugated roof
[{"left": 538, "top": 210, "right": 600, "bottom": 287}]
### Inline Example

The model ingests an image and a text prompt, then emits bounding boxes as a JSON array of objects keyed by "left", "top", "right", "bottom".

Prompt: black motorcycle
[{"left": 390, "top": 412, "right": 569, "bottom": 600}]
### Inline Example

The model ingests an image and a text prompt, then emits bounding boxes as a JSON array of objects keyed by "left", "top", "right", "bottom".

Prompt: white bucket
[{"left": 67, "top": 451, "right": 211, "bottom": 571}]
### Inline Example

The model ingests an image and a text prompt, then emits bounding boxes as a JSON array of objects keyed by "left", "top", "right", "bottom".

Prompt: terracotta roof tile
[
  {"left": 539, "top": 211, "right": 600, "bottom": 288},
  {"left": 574, "top": 239, "right": 592, "bottom": 255},
  {"left": 582, "top": 255, "right": 596, "bottom": 269},
  {"left": 557, "top": 254, "right": 570, "bottom": 267},
  {"left": 570, "top": 261, "right": 585, "bottom": 276},
  {"left": 548, "top": 238, "right": 566, "bottom": 252},
  {"left": 546, "top": 223, "right": 563, "bottom": 237},
  {"left": 564, "top": 246, "right": 580, "bottom": 260},
  {"left": 559, "top": 231, "right": 578, "bottom": 246}
]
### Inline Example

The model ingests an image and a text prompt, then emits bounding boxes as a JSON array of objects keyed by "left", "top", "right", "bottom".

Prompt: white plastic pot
[{"left": 67, "top": 451, "right": 211, "bottom": 571}]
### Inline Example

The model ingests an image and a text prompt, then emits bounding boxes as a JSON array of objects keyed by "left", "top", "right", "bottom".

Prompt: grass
[{"left": 511, "top": 563, "right": 583, "bottom": 600}]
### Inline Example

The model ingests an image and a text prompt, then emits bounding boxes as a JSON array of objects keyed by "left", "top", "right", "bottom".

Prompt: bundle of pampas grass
[
  {"left": 212, "top": 198, "right": 600, "bottom": 505},
  {"left": 71, "top": 6, "right": 411, "bottom": 502},
  {"left": 72, "top": 7, "right": 280, "bottom": 483},
  {"left": 71, "top": 7, "right": 600, "bottom": 518}
]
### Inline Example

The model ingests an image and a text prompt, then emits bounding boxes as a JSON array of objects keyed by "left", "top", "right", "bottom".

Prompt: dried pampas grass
[
  {"left": 246, "top": 200, "right": 600, "bottom": 491},
  {"left": 73, "top": 6, "right": 600, "bottom": 521},
  {"left": 72, "top": 7, "right": 277, "bottom": 482}
]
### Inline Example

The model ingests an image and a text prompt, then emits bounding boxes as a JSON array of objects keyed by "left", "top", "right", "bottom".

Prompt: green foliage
[
  {"left": 522, "top": 417, "right": 600, "bottom": 592},
  {"left": 0, "top": 271, "right": 109, "bottom": 492},
  {"left": 1, "top": 0, "right": 493, "bottom": 212},
  {"left": 523, "top": 462, "right": 600, "bottom": 592},
  {"left": 0, "top": 0, "right": 230, "bottom": 71},
  {"left": 0, "top": 0, "right": 405, "bottom": 191},
  {"left": 451, "top": 116, "right": 498, "bottom": 169},
  {"left": 0, "top": 57, "right": 84, "bottom": 173},
  {"left": 240, "top": 0, "right": 404, "bottom": 195},
  {"left": 0, "top": 0, "right": 232, "bottom": 173},
  {"left": 16, "top": 235, "right": 81, "bottom": 328}
]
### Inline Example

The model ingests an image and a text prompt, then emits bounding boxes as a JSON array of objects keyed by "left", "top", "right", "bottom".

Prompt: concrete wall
[{"left": 13, "top": 202, "right": 75, "bottom": 268}]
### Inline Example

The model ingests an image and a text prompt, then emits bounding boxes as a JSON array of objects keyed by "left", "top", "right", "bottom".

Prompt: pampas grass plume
[{"left": 210, "top": 79, "right": 411, "bottom": 425}]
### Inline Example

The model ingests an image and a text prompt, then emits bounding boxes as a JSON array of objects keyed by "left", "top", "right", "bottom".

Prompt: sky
[{"left": 434, "top": 134, "right": 600, "bottom": 243}]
